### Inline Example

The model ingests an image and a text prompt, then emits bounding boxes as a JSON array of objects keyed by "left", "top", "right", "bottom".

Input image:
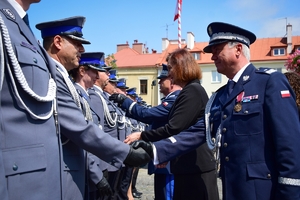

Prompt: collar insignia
[{"left": 243, "top": 75, "right": 249, "bottom": 81}]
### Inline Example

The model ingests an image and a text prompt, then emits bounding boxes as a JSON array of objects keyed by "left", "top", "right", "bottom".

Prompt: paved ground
[{"left": 134, "top": 166, "right": 222, "bottom": 200}]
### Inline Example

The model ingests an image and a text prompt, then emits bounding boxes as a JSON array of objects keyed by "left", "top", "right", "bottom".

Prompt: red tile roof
[
  {"left": 114, "top": 36, "right": 300, "bottom": 68},
  {"left": 114, "top": 46, "right": 162, "bottom": 68}
]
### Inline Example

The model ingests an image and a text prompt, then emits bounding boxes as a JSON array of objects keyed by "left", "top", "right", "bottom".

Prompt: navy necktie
[
  {"left": 227, "top": 80, "right": 235, "bottom": 96},
  {"left": 23, "top": 14, "right": 30, "bottom": 27}
]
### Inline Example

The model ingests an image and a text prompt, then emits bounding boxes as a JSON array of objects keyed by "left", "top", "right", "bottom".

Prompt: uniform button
[
  {"left": 267, "top": 174, "right": 271, "bottom": 179},
  {"left": 222, "top": 128, "right": 227, "bottom": 132},
  {"left": 223, "top": 143, "right": 228, "bottom": 147},
  {"left": 33, "top": 58, "right": 38, "bottom": 64},
  {"left": 225, "top": 157, "right": 229, "bottom": 161},
  {"left": 223, "top": 115, "right": 227, "bottom": 119},
  {"left": 12, "top": 164, "right": 18, "bottom": 171},
  {"left": 244, "top": 110, "right": 248, "bottom": 114}
]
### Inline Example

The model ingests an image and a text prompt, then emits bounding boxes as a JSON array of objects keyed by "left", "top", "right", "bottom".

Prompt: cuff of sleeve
[{"left": 152, "top": 144, "right": 159, "bottom": 165}]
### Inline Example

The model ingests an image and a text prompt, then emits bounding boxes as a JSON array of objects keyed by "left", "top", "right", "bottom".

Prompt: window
[
  {"left": 140, "top": 80, "right": 147, "bottom": 94},
  {"left": 191, "top": 52, "right": 200, "bottom": 60},
  {"left": 211, "top": 71, "right": 221, "bottom": 83},
  {"left": 273, "top": 48, "right": 285, "bottom": 56},
  {"left": 297, "top": 47, "right": 300, "bottom": 51}
]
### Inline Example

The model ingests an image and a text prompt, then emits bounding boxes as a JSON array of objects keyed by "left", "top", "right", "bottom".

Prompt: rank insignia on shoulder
[
  {"left": 1, "top": 9, "right": 15, "bottom": 21},
  {"left": 257, "top": 68, "right": 277, "bottom": 74},
  {"left": 281, "top": 90, "right": 291, "bottom": 98},
  {"left": 162, "top": 102, "right": 168, "bottom": 106}
]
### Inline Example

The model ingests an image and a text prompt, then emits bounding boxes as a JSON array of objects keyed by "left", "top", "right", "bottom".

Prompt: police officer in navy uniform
[
  {"left": 0, "top": 0, "right": 63, "bottom": 199},
  {"left": 36, "top": 16, "right": 151, "bottom": 199},
  {"left": 148, "top": 22, "right": 300, "bottom": 200},
  {"left": 203, "top": 22, "right": 300, "bottom": 200},
  {"left": 111, "top": 64, "right": 182, "bottom": 199},
  {"left": 70, "top": 52, "right": 113, "bottom": 199}
]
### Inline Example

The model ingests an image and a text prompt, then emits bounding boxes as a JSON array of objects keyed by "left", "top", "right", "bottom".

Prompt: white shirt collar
[
  {"left": 8, "top": 0, "right": 26, "bottom": 18},
  {"left": 231, "top": 63, "right": 250, "bottom": 83},
  {"left": 93, "top": 85, "right": 103, "bottom": 93},
  {"left": 75, "top": 83, "right": 89, "bottom": 96},
  {"left": 52, "top": 58, "right": 69, "bottom": 76}
]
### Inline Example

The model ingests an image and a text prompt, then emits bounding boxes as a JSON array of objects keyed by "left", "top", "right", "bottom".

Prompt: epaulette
[{"left": 256, "top": 68, "right": 277, "bottom": 75}]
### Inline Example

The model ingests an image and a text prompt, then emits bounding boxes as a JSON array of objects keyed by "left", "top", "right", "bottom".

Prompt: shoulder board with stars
[{"left": 256, "top": 68, "right": 277, "bottom": 74}]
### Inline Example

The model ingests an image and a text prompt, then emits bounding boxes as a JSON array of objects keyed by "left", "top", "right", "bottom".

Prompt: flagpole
[{"left": 177, "top": 0, "right": 181, "bottom": 49}]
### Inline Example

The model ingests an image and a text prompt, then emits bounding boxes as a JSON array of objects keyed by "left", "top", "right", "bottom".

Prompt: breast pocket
[
  {"left": 15, "top": 43, "right": 50, "bottom": 95},
  {"left": 232, "top": 102, "right": 262, "bottom": 135}
]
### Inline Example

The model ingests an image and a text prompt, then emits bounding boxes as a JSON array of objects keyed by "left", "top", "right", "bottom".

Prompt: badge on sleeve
[{"left": 281, "top": 90, "right": 291, "bottom": 98}]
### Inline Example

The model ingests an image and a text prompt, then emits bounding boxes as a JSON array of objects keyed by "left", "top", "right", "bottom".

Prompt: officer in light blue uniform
[
  {"left": 101, "top": 69, "right": 130, "bottom": 200},
  {"left": 70, "top": 52, "right": 113, "bottom": 199},
  {"left": 0, "top": 1, "right": 63, "bottom": 199},
  {"left": 36, "top": 16, "right": 151, "bottom": 199},
  {"left": 150, "top": 22, "right": 300, "bottom": 200}
]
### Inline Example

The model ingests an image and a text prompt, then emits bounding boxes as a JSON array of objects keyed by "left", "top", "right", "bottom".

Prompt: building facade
[{"left": 114, "top": 24, "right": 300, "bottom": 106}]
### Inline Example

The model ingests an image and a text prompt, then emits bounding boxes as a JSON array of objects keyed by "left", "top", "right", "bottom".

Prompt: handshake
[{"left": 123, "top": 140, "right": 154, "bottom": 167}]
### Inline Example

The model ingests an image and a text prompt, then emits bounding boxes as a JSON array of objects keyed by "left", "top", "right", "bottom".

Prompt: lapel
[
  {"left": 219, "top": 64, "right": 256, "bottom": 107},
  {"left": 0, "top": 3, "right": 47, "bottom": 62}
]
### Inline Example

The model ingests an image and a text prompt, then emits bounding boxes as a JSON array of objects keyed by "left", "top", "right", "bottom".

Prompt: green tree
[{"left": 105, "top": 54, "right": 117, "bottom": 68}]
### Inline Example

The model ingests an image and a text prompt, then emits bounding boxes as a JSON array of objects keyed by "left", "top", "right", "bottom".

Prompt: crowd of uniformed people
[{"left": 1, "top": 0, "right": 300, "bottom": 200}]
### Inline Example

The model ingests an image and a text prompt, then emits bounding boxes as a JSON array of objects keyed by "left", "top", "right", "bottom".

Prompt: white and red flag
[
  {"left": 281, "top": 90, "right": 291, "bottom": 98},
  {"left": 173, "top": 0, "right": 182, "bottom": 48},
  {"left": 173, "top": 0, "right": 182, "bottom": 21}
]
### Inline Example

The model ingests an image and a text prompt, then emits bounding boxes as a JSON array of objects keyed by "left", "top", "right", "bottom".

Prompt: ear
[
  {"left": 78, "top": 66, "right": 86, "bottom": 76},
  {"left": 235, "top": 43, "right": 242, "bottom": 54},
  {"left": 235, "top": 43, "right": 243, "bottom": 58},
  {"left": 53, "top": 35, "right": 63, "bottom": 50}
]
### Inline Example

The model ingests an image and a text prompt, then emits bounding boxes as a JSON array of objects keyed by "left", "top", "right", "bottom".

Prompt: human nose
[
  {"left": 211, "top": 53, "right": 217, "bottom": 61},
  {"left": 78, "top": 44, "right": 85, "bottom": 53}
]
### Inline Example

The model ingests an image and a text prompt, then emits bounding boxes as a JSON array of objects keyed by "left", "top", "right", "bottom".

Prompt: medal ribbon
[{"left": 236, "top": 91, "right": 244, "bottom": 102}]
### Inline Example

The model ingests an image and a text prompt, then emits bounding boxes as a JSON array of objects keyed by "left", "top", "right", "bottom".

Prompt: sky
[{"left": 28, "top": 0, "right": 300, "bottom": 56}]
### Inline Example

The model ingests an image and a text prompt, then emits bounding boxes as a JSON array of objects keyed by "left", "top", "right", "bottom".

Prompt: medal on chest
[{"left": 234, "top": 92, "right": 244, "bottom": 112}]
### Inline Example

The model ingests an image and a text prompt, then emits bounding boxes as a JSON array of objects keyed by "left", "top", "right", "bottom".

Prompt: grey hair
[{"left": 228, "top": 41, "right": 250, "bottom": 60}]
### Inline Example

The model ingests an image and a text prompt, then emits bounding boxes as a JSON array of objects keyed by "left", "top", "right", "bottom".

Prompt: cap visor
[{"left": 66, "top": 35, "right": 90, "bottom": 44}]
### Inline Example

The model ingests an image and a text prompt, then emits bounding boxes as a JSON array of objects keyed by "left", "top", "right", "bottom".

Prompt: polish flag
[
  {"left": 173, "top": 0, "right": 182, "bottom": 21},
  {"left": 281, "top": 90, "right": 291, "bottom": 98}
]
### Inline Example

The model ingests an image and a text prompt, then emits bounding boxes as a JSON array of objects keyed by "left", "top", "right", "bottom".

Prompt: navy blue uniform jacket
[{"left": 140, "top": 80, "right": 216, "bottom": 174}]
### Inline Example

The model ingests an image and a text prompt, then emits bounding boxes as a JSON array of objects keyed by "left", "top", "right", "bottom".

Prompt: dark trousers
[
  {"left": 154, "top": 173, "right": 174, "bottom": 200},
  {"left": 100, "top": 169, "right": 122, "bottom": 200},
  {"left": 118, "top": 166, "right": 134, "bottom": 200},
  {"left": 173, "top": 169, "right": 219, "bottom": 200}
]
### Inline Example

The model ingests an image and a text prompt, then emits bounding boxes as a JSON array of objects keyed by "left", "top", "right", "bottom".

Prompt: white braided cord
[
  {"left": 95, "top": 90, "right": 117, "bottom": 127},
  {"left": 0, "top": 15, "right": 56, "bottom": 102},
  {"left": 205, "top": 92, "right": 222, "bottom": 168},
  {"left": 0, "top": 14, "right": 55, "bottom": 120}
]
